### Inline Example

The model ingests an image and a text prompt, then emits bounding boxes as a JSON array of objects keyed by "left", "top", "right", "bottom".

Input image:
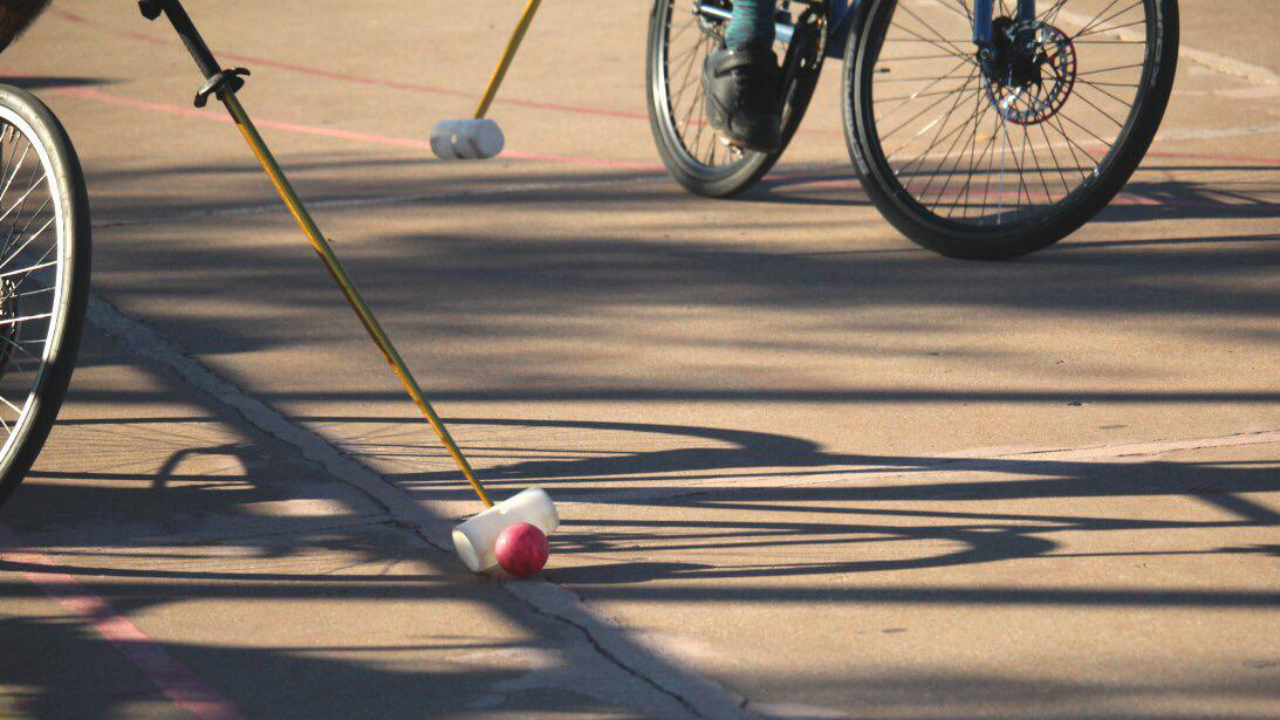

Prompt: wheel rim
[
  {"left": 656, "top": 0, "right": 752, "bottom": 172},
  {"left": 0, "top": 104, "right": 69, "bottom": 470},
  {"left": 860, "top": 0, "right": 1161, "bottom": 230}
]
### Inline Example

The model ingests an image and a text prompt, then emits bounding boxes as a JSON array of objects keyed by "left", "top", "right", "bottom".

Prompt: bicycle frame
[{"left": 695, "top": 0, "right": 1035, "bottom": 58}]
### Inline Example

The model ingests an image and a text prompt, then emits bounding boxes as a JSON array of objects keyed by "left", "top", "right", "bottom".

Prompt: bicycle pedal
[{"left": 717, "top": 134, "right": 746, "bottom": 150}]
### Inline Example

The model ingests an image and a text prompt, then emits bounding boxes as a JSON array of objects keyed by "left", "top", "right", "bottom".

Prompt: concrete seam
[{"left": 85, "top": 291, "right": 752, "bottom": 720}]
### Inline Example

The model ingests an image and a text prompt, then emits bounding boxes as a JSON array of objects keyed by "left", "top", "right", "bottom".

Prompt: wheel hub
[{"left": 980, "top": 19, "right": 1077, "bottom": 125}]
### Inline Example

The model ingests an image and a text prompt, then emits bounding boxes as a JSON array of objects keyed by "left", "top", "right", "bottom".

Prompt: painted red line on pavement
[
  {"left": 52, "top": 10, "right": 1280, "bottom": 166},
  {"left": 1121, "top": 193, "right": 1162, "bottom": 206},
  {"left": 47, "top": 82, "right": 1280, "bottom": 204},
  {"left": 55, "top": 9, "right": 165, "bottom": 45},
  {"left": 53, "top": 9, "right": 650, "bottom": 123},
  {"left": 54, "top": 85, "right": 1280, "bottom": 210},
  {"left": 0, "top": 525, "right": 248, "bottom": 720},
  {"left": 59, "top": 87, "right": 663, "bottom": 172}
]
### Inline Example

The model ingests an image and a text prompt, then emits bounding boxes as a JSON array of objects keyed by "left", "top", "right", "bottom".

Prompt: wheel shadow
[
  {"left": 232, "top": 414, "right": 1280, "bottom": 591},
  {"left": 12, "top": 409, "right": 1279, "bottom": 592},
  {"left": 746, "top": 163, "right": 1280, "bottom": 227},
  {"left": 0, "top": 75, "right": 112, "bottom": 90}
]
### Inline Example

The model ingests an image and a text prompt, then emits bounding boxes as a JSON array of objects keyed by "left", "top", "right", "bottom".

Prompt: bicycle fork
[{"left": 973, "top": 0, "right": 1037, "bottom": 46}]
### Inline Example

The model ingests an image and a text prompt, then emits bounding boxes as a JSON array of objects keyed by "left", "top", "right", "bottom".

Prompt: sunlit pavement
[{"left": 1, "top": 2, "right": 1278, "bottom": 718}]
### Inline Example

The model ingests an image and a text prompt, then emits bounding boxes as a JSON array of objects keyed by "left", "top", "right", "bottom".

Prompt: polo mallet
[
  {"left": 138, "top": 0, "right": 558, "bottom": 572},
  {"left": 429, "top": 0, "right": 544, "bottom": 160}
]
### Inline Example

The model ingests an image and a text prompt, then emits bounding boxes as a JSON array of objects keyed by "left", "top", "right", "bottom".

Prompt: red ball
[{"left": 494, "top": 523, "right": 549, "bottom": 578}]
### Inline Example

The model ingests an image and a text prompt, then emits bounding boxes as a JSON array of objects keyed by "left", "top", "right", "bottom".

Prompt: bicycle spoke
[
  {"left": 0, "top": 90, "right": 88, "bottom": 499},
  {"left": 0, "top": 143, "right": 30, "bottom": 209},
  {"left": 886, "top": 68, "right": 983, "bottom": 168},
  {"left": 891, "top": 20, "right": 981, "bottom": 66},
  {"left": 923, "top": 91, "right": 991, "bottom": 211},
  {"left": 879, "top": 62, "right": 981, "bottom": 137},
  {"left": 945, "top": 93, "right": 994, "bottom": 218},
  {"left": 1075, "top": 18, "right": 1146, "bottom": 38},
  {"left": 867, "top": 0, "right": 1157, "bottom": 227},
  {"left": 1083, "top": 1, "right": 1145, "bottom": 35},
  {"left": 0, "top": 391, "right": 24, "bottom": 417},
  {"left": 660, "top": 3, "right": 751, "bottom": 170},
  {"left": 895, "top": 3, "right": 976, "bottom": 62},
  {"left": 1072, "top": 87, "right": 1127, "bottom": 128},
  {"left": 3, "top": 194, "right": 51, "bottom": 259},
  {"left": 0, "top": 217, "right": 54, "bottom": 273},
  {"left": 1069, "top": 0, "right": 1128, "bottom": 39},
  {"left": 1075, "top": 78, "right": 1138, "bottom": 106},
  {"left": 1040, "top": 0, "right": 1070, "bottom": 24}
]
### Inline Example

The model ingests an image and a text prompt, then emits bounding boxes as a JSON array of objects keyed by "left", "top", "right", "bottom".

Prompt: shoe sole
[{"left": 716, "top": 133, "right": 779, "bottom": 155}]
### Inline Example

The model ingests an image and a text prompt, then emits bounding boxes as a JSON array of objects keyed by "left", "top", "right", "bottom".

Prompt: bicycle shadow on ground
[
  {"left": 23, "top": 405, "right": 1276, "bottom": 592},
  {"left": 4, "top": 129, "right": 1279, "bottom": 720},
  {"left": 66, "top": 162, "right": 1280, "bottom": 371},
  {"left": 263, "top": 415, "right": 1280, "bottom": 585},
  {"left": 3, "top": 313, "right": 1278, "bottom": 719},
  {"left": 748, "top": 163, "right": 1280, "bottom": 226},
  {"left": 0, "top": 331, "right": 717, "bottom": 720},
  {"left": 0, "top": 75, "right": 112, "bottom": 90},
  {"left": 5, "top": 406, "right": 1278, "bottom": 719}
]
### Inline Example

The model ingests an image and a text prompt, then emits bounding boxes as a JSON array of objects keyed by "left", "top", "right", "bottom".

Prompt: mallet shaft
[
  {"left": 474, "top": 0, "right": 544, "bottom": 119},
  {"left": 219, "top": 91, "right": 495, "bottom": 509}
]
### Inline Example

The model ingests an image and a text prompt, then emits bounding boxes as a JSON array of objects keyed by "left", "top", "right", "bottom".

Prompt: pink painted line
[
  {"left": 56, "top": 84, "right": 1278, "bottom": 209},
  {"left": 52, "top": 10, "right": 1280, "bottom": 165},
  {"left": 1121, "top": 192, "right": 1161, "bottom": 207},
  {"left": 55, "top": 9, "right": 1280, "bottom": 169},
  {"left": 58, "top": 87, "right": 663, "bottom": 172},
  {"left": 53, "top": 9, "right": 649, "bottom": 123},
  {"left": 55, "top": 9, "right": 165, "bottom": 46},
  {"left": 0, "top": 525, "right": 248, "bottom": 720},
  {"left": 50, "top": 9, "right": 1280, "bottom": 168}
]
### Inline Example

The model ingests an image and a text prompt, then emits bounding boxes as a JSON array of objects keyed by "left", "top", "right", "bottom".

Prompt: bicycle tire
[
  {"left": 0, "top": 85, "right": 92, "bottom": 509},
  {"left": 843, "top": 0, "right": 1179, "bottom": 260},
  {"left": 647, "top": 0, "right": 826, "bottom": 198}
]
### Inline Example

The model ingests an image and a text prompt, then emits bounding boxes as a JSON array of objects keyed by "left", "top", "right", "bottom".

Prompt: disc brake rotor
[{"left": 985, "top": 21, "right": 1077, "bottom": 126}]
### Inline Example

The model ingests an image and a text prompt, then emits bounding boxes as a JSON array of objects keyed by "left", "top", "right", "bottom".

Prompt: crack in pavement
[
  {"left": 492, "top": 573, "right": 718, "bottom": 719},
  {"left": 84, "top": 291, "right": 755, "bottom": 720},
  {"left": 88, "top": 283, "right": 1280, "bottom": 716}
]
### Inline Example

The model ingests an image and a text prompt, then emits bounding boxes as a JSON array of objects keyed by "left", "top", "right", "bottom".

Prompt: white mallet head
[
  {"left": 453, "top": 487, "right": 558, "bottom": 572},
  {"left": 430, "top": 118, "right": 505, "bottom": 160}
]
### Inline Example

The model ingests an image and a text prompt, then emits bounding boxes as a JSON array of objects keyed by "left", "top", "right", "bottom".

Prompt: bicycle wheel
[
  {"left": 0, "top": 85, "right": 91, "bottom": 509},
  {"left": 844, "top": 0, "right": 1178, "bottom": 260},
  {"left": 647, "top": 0, "right": 826, "bottom": 198}
]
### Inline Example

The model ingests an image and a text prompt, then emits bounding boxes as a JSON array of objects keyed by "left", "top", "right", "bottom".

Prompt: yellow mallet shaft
[
  {"left": 474, "top": 0, "right": 544, "bottom": 119},
  {"left": 219, "top": 90, "right": 494, "bottom": 509}
]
